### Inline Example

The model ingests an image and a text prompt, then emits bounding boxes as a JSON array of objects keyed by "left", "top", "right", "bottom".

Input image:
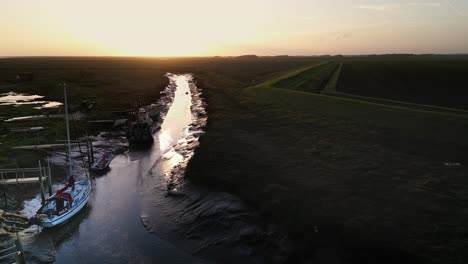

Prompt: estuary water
[{"left": 20, "top": 74, "right": 208, "bottom": 264}]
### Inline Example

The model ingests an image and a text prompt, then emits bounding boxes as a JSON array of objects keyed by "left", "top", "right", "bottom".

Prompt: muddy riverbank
[
  {"left": 138, "top": 75, "right": 292, "bottom": 264},
  {"left": 1, "top": 73, "right": 289, "bottom": 264}
]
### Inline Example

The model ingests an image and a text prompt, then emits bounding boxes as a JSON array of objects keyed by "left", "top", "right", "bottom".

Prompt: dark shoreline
[
  {"left": 138, "top": 74, "right": 293, "bottom": 264},
  {"left": 1, "top": 73, "right": 291, "bottom": 264}
]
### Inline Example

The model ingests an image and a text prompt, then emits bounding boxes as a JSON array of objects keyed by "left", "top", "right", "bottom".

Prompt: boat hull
[
  {"left": 90, "top": 159, "right": 112, "bottom": 173},
  {"left": 39, "top": 182, "right": 91, "bottom": 228},
  {"left": 127, "top": 122, "right": 154, "bottom": 145}
]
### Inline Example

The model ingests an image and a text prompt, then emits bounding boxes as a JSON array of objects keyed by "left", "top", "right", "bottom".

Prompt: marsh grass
[{"left": 186, "top": 56, "right": 468, "bottom": 263}]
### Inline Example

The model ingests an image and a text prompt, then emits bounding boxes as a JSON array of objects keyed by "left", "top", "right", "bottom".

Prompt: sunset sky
[{"left": 1, "top": 0, "right": 467, "bottom": 56}]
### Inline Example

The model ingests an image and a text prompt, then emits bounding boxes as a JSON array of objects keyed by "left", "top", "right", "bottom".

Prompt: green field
[
  {"left": 185, "top": 56, "right": 468, "bottom": 263},
  {"left": 1, "top": 56, "right": 468, "bottom": 263},
  {"left": 0, "top": 56, "right": 317, "bottom": 168},
  {"left": 335, "top": 56, "right": 468, "bottom": 110},
  {"left": 0, "top": 57, "right": 171, "bottom": 168},
  {"left": 273, "top": 62, "right": 338, "bottom": 93}
]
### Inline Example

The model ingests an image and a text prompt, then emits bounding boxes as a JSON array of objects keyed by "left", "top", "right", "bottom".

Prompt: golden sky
[{"left": 1, "top": 0, "right": 467, "bottom": 56}]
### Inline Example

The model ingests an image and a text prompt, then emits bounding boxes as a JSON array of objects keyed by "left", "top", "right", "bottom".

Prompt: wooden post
[
  {"left": 38, "top": 161, "right": 45, "bottom": 204},
  {"left": 86, "top": 137, "right": 91, "bottom": 167},
  {"left": 90, "top": 138, "right": 94, "bottom": 164},
  {"left": 47, "top": 157, "right": 53, "bottom": 197},
  {"left": 86, "top": 131, "right": 92, "bottom": 167},
  {"left": 64, "top": 143, "right": 69, "bottom": 165},
  {"left": 14, "top": 225, "right": 27, "bottom": 264},
  {"left": 85, "top": 139, "right": 89, "bottom": 166},
  {"left": 2, "top": 186, "right": 6, "bottom": 209},
  {"left": 15, "top": 163, "right": 20, "bottom": 184}
]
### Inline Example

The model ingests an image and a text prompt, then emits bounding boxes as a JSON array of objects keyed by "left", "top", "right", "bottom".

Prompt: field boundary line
[
  {"left": 321, "top": 63, "right": 342, "bottom": 95},
  {"left": 332, "top": 91, "right": 468, "bottom": 116}
]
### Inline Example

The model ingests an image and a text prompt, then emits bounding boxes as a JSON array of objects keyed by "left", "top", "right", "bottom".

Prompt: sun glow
[
  {"left": 1, "top": 0, "right": 467, "bottom": 56},
  {"left": 1, "top": 0, "right": 273, "bottom": 57}
]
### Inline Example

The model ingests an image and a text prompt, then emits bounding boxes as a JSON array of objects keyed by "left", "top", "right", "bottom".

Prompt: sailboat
[{"left": 30, "top": 83, "right": 92, "bottom": 228}]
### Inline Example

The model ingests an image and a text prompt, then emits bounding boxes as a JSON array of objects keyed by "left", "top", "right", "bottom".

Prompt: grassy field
[
  {"left": 2, "top": 56, "right": 468, "bottom": 263},
  {"left": 0, "top": 56, "right": 317, "bottom": 176},
  {"left": 273, "top": 62, "right": 338, "bottom": 93},
  {"left": 0, "top": 57, "right": 171, "bottom": 168},
  {"left": 186, "top": 57, "right": 468, "bottom": 263},
  {"left": 334, "top": 56, "right": 468, "bottom": 110}
]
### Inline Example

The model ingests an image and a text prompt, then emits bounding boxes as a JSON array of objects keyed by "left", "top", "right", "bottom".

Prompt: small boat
[
  {"left": 29, "top": 83, "right": 92, "bottom": 228},
  {"left": 127, "top": 107, "right": 155, "bottom": 145},
  {"left": 90, "top": 152, "right": 112, "bottom": 172}
]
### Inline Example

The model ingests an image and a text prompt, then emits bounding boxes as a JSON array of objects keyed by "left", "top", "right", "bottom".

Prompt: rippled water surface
[
  {"left": 0, "top": 92, "right": 62, "bottom": 108},
  {"left": 20, "top": 74, "right": 207, "bottom": 264}
]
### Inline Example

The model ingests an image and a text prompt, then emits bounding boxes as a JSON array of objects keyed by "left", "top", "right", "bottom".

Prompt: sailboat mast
[{"left": 63, "top": 83, "right": 73, "bottom": 177}]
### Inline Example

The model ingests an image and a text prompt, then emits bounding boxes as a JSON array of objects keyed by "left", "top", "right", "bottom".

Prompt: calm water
[
  {"left": 21, "top": 74, "right": 207, "bottom": 264},
  {"left": 0, "top": 91, "right": 62, "bottom": 109}
]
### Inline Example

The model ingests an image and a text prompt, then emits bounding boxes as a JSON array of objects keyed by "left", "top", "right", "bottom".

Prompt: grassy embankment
[{"left": 186, "top": 57, "right": 468, "bottom": 263}]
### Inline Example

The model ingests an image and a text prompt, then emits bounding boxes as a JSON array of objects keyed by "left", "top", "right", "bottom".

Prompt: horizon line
[{"left": 1, "top": 53, "right": 468, "bottom": 59}]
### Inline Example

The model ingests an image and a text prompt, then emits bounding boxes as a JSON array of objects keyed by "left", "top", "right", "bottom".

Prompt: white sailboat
[{"left": 30, "top": 83, "right": 92, "bottom": 228}]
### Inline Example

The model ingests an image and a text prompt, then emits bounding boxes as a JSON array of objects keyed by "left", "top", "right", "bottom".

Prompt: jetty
[
  {"left": 0, "top": 160, "right": 52, "bottom": 187},
  {"left": 0, "top": 225, "right": 27, "bottom": 264},
  {"left": 0, "top": 159, "right": 54, "bottom": 206},
  {"left": 11, "top": 143, "right": 81, "bottom": 150}
]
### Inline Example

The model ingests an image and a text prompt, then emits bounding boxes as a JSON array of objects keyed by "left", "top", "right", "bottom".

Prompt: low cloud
[
  {"left": 334, "top": 32, "right": 352, "bottom": 40},
  {"left": 408, "top": 2, "right": 442, "bottom": 7},
  {"left": 356, "top": 4, "right": 400, "bottom": 11},
  {"left": 446, "top": 0, "right": 466, "bottom": 16},
  {"left": 356, "top": 2, "right": 441, "bottom": 11}
]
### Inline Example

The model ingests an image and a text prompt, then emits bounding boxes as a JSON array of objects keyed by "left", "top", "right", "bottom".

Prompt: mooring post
[
  {"left": 2, "top": 186, "right": 6, "bottom": 209},
  {"left": 87, "top": 141, "right": 91, "bottom": 167},
  {"left": 15, "top": 163, "right": 19, "bottom": 184},
  {"left": 90, "top": 138, "right": 94, "bottom": 164},
  {"left": 64, "top": 144, "right": 68, "bottom": 165},
  {"left": 86, "top": 131, "right": 92, "bottom": 167},
  {"left": 38, "top": 161, "right": 45, "bottom": 205},
  {"left": 14, "top": 225, "right": 27, "bottom": 264},
  {"left": 47, "top": 157, "right": 52, "bottom": 197}
]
